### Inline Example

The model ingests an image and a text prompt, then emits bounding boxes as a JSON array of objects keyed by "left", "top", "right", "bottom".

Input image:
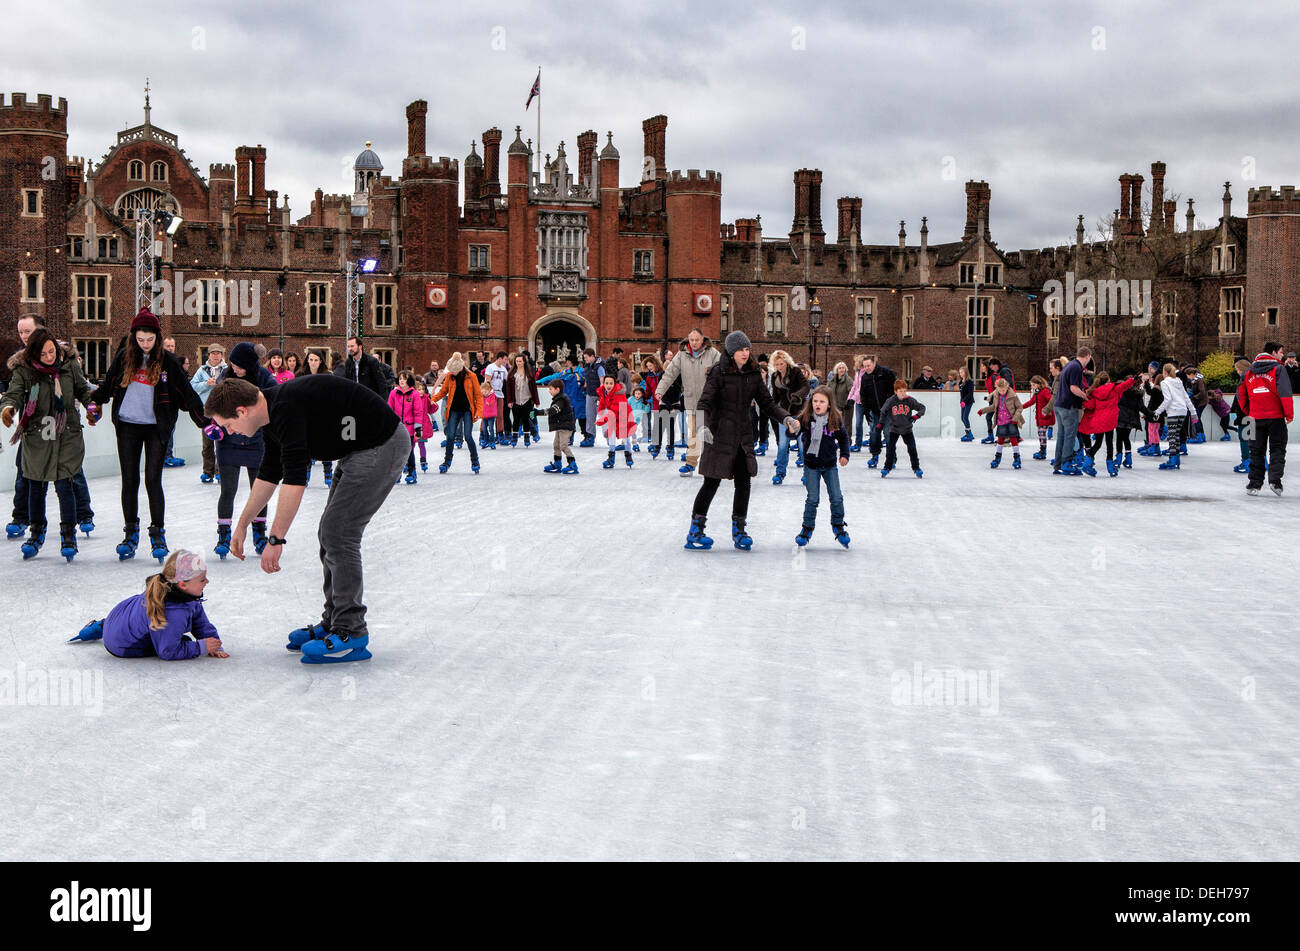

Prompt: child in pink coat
[
  {"left": 480, "top": 380, "right": 499, "bottom": 448},
  {"left": 388, "top": 370, "right": 431, "bottom": 483}
]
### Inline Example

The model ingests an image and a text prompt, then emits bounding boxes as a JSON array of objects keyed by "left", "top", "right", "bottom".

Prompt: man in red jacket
[{"left": 1236, "top": 341, "right": 1294, "bottom": 496}]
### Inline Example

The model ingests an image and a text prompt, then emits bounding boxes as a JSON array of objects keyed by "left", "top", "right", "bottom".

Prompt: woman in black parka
[{"left": 686, "top": 331, "right": 800, "bottom": 551}]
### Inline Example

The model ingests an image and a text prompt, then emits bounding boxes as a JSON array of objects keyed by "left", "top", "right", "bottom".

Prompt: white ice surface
[{"left": 1, "top": 437, "right": 1295, "bottom": 861}]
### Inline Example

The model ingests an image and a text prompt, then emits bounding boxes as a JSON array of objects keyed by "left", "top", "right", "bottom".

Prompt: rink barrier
[{"left": 3, "top": 392, "right": 1296, "bottom": 492}]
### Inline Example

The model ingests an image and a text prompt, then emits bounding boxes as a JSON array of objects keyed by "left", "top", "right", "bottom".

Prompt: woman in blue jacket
[{"left": 70, "top": 550, "right": 228, "bottom": 660}]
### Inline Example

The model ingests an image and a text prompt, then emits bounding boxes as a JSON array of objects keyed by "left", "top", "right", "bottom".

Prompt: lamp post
[
  {"left": 822, "top": 330, "right": 831, "bottom": 378},
  {"left": 276, "top": 270, "right": 286, "bottom": 353},
  {"left": 808, "top": 289, "right": 822, "bottom": 368}
]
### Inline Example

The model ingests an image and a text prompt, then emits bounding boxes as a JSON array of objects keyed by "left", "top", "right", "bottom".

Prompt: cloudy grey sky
[{"left": 6, "top": 0, "right": 1296, "bottom": 249}]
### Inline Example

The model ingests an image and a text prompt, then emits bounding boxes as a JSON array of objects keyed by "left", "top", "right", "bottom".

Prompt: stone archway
[{"left": 528, "top": 311, "right": 596, "bottom": 367}]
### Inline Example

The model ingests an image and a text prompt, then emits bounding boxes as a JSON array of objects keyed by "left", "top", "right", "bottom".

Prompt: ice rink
[{"left": 1, "top": 436, "right": 1295, "bottom": 861}]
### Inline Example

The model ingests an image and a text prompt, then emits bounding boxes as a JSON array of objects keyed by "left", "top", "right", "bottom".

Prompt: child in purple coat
[{"left": 70, "top": 550, "right": 228, "bottom": 659}]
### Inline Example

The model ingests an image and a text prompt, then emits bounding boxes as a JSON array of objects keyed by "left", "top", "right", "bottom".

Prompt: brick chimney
[
  {"left": 1149, "top": 162, "right": 1166, "bottom": 232},
  {"left": 964, "top": 180, "right": 990, "bottom": 240},
  {"left": 234, "top": 146, "right": 253, "bottom": 214},
  {"left": 790, "top": 169, "right": 825, "bottom": 246},
  {"left": 1118, "top": 174, "right": 1133, "bottom": 234},
  {"left": 642, "top": 114, "right": 667, "bottom": 182},
  {"left": 250, "top": 144, "right": 267, "bottom": 218},
  {"left": 1164, "top": 199, "right": 1176, "bottom": 232},
  {"left": 836, "top": 196, "right": 861, "bottom": 244},
  {"left": 406, "top": 100, "right": 427, "bottom": 158},
  {"left": 482, "top": 127, "right": 502, "bottom": 197},
  {"left": 576, "top": 129, "right": 597, "bottom": 185},
  {"left": 1129, "top": 174, "right": 1144, "bottom": 236}
]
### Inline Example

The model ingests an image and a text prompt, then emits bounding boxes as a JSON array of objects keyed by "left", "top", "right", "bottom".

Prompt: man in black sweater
[
  {"left": 207, "top": 374, "right": 411, "bottom": 663},
  {"left": 857, "top": 356, "right": 897, "bottom": 466}
]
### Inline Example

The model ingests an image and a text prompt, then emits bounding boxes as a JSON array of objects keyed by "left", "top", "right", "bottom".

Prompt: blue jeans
[
  {"left": 866, "top": 409, "right": 882, "bottom": 455},
  {"left": 481, "top": 416, "right": 496, "bottom": 442},
  {"left": 960, "top": 402, "right": 972, "bottom": 432},
  {"left": 775, "top": 423, "right": 804, "bottom": 473},
  {"left": 802, "top": 465, "right": 845, "bottom": 526},
  {"left": 443, "top": 411, "right": 478, "bottom": 463},
  {"left": 853, "top": 403, "right": 866, "bottom": 447},
  {"left": 10, "top": 446, "right": 90, "bottom": 522},
  {"left": 1053, "top": 406, "right": 1081, "bottom": 469}
]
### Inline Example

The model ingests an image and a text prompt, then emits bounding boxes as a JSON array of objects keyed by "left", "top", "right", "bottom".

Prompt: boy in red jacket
[
  {"left": 595, "top": 374, "right": 637, "bottom": 469},
  {"left": 1237, "top": 342, "right": 1294, "bottom": 496}
]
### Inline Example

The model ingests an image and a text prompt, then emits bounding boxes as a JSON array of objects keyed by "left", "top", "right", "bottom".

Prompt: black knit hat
[{"left": 724, "top": 331, "right": 752, "bottom": 355}]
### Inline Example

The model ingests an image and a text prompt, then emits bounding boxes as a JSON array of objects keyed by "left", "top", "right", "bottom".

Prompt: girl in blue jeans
[{"left": 794, "top": 388, "right": 851, "bottom": 549}]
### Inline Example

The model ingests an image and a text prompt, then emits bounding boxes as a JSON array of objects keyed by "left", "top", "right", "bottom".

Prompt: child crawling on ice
[{"left": 70, "top": 549, "right": 228, "bottom": 659}]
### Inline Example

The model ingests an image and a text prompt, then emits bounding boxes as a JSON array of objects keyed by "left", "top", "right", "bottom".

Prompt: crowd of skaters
[{"left": 3, "top": 307, "right": 1296, "bottom": 661}]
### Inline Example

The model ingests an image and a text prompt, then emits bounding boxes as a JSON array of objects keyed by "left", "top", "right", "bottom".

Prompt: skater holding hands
[
  {"left": 684, "top": 332, "right": 799, "bottom": 551},
  {"left": 70, "top": 550, "right": 228, "bottom": 660}
]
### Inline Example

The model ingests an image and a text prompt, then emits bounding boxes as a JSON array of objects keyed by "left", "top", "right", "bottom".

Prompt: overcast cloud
[{"left": 5, "top": 0, "right": 1297, "bottom": 249}]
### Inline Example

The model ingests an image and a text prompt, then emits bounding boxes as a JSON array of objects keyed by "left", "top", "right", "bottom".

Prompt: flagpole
[{"left": 537, "top": 66, "right": 542, "bottom": 181}]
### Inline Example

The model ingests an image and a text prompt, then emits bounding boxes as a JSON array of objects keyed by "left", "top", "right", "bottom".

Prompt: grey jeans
[
  {"left": 1052, "top": 405, "right": 1081, "bottom": 469},
  {"left": 318, "top": 424, "right": 411, "bottom": 638}
]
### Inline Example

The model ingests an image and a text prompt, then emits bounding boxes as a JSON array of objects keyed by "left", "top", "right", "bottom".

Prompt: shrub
[{"left": 1199, "top": 350, "right": 1238, "bottom": 390}]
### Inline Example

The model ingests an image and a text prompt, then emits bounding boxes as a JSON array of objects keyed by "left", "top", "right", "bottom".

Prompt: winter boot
[
  {"left": 795, "top": 524, "right": 814, "bottom": 547},
  {"left": 602, "top": 451, "right": 616, "bottom": 469},
  {"left": 214, "top": 523, "right": 232, "bottom": 560},
  {"left": 543, "top": 458, "right": 564, "bottom": 473},
  {"left": 832, "top": 523, "right": 850, "bottom": 549},
  {"left": 148, "top": 524, "right": 168, "bottom": 563},
  {"left": 59, "top": 523, "right": 77, "bottom": 562},
  {"left": 21, "top": 523, "right": 47, "bottom": 560},
  {"left": 116, "top": 521, "right": 140, "bottom": 560},
  {"left": 252, "top": 522, "right": 269, "bottom": 554},
  {"left": 561, "top": 460, "right": 579, "bottom": 475},
  {"left": 6, "top": 520, "right": 27, "bottom": 540},
  {"left": 624, "top": 450, "right": 633, "bottom": 467},
  {"left": 731, "top": 516, "right": 753, "bottom": 551},
  {"left": 684, "top": 514, "right": 714, "bottom": 550}
]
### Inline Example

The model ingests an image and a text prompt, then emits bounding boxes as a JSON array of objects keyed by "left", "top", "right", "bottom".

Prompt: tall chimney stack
[
  {"left": 482, "top": 127, "right": 502, "bottom": 197},
  {"left": 642, "top": 114, "right": 667, "bottom": 182},
  {"left": 406, "top": 100, "right": 428, "bottom": 158},
  {"left": 1149, "top": 162, "right": 1166, "bottom": 232}
]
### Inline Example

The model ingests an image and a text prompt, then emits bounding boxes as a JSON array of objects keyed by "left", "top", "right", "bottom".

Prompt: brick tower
[
  {"left": 1246, "top": 186, "right": 1300, "bottom": 355},
  {"left": 0, "top": 93, "right": 71, "bottom": 337}
]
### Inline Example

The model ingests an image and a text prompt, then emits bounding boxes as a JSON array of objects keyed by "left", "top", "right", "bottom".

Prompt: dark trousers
[
  {"left": 27, "top": 478, "right": 75, "bottom": 531},
  {"left": 12, "top": 445, "right": 92, "bottom": 522},
  {"left": 217, "top": 465, "right": 266, "bottom": 521},
  {"left": 1086, "top": 431, "right": 1115, "bottom": 460},
  {"left": 653, "top": 410, "right": 677, "bottom": 450},
  {"left": 1248, "top": 418, "right": 1288, "bottom": 487},
  {"left": 115, "top": 422, "right": 167, "bottom": 527},
  {"left": 510, "top": 402, "right": 533, "bottom": 439},
  {"left": 885, "top": 430, "right": 919, "bottom": 470},
  {"left": 843, "top": 400, "right": 856, "bottom": 446},
  {"left": 692, "top": 449, "right": 752, "bottom": 520},
  {"left": 201, "top": 434, "right": 217, "bottom": 476},
  {"left": 866, "top": 409, "right": 883, "bottom": 455}
]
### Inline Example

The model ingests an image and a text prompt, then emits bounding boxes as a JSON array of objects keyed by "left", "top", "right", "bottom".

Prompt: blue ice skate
[
  {"left": 300, "top": 631, "right": 371, "bottom": 664},
  {"left": 832, "top": 523, "right": 850, "bottom": 549},
  {"left": 731, "top": 517, "right": 752, "bottom": 551},
  {"left": 684, "top": 514, "right": 713, "bottom": 550},
  {"left": 69, "top": 619, "right": 104, "bottom": 643},
  {"left": 286, "top": 621, "right": 328, "bottom": 651}
]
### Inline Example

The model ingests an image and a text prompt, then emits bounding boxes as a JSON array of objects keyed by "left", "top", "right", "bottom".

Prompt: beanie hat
[
  {"left": 130, "top": 307, "right": 162, "bottom": 336},
  {"left": 228, "top": 342, "right": 261, "bottom": 378},
  {"left": 724, "top": 330, "right": 752, "bottom": 355}
]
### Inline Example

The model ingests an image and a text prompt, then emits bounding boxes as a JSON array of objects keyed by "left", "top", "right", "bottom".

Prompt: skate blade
[{"left": 300, "top": 648, "right": 371, "bottom": 664}]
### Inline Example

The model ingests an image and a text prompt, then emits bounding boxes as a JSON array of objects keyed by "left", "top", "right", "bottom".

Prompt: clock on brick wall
[
  {"left": 693, "top": 292, "right": 713, "bottom": 315},
  {"left": 425, "top": 284, "right": 448, "bottom": 308}
]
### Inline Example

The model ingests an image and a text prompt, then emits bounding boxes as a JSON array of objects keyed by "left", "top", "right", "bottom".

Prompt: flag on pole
[{"left": 526, "top": 71, "right": 540, "bottom": 109}]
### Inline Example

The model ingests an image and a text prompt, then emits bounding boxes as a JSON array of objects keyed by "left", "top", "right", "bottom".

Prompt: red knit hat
[{"left": 130, "top": 307, "right": 162, "bottom": 335}]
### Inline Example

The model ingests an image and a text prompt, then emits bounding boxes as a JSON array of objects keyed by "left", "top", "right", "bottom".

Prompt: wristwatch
[{"left": 267, "top": 535, "right": 287, "bottom": 547}]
